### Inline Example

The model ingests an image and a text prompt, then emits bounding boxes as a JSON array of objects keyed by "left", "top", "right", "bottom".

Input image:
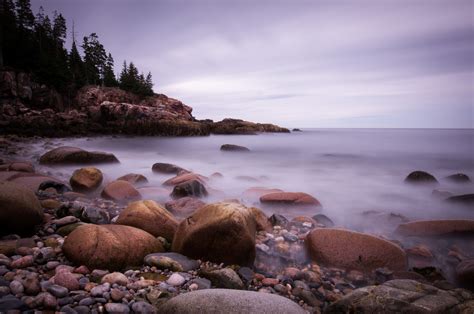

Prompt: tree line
[{"left": 0, "top": 0, "right": 154, "bottom": 97}]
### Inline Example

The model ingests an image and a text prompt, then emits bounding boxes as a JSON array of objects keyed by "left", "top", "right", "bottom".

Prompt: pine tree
[
  {"left": 69, "top": 39, "right": 86, "bottom": 87},
  {"left": 103, "top": 53, "right": 117, "bottom": 87},
  {"left": 52, "top": 11, "right": 66, "bottom": 47},
  {"left": 0, "top": 0, "right": 18, "bottom": 67},
  {"left": 145, "top": 72, "right": 153, "bottom": 95},
  {"left": 82, "top": 33, "right": 106, "bottom": 85},
  {"left": 15, "top": 0, "right": 34, "bottom": 31}
]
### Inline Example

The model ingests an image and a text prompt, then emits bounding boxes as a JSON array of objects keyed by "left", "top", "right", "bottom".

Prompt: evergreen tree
[
  {"left": 0, "top": 0, "right": 18, "bottom": 67},
  {"left": 82, "top": 33, "right": 106, "bottom": 85},
  {"left": 103, "top": 53, "right": 117, "bottom": 87},
  {"left": 15, "top": 0, "right": 34, "bottom": 30},
  {"left": 52, "top": 11, "right": 66, "bottom": 47},
  {"left": 69, "top": 39, "right": 86, "bottom": 87}
]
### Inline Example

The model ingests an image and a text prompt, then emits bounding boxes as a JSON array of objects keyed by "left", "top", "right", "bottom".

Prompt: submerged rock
[
  {"left": 306, "top": 228, "right": 407, "bottom": 271},
  {"left": 172, "top": 202, "right": 257, "bottom": 266},
  {"left": 445, "top": 194, "right": 474, "bottom": 206},
  {"left": 171, "top": 179, "right": 208, "bottom": 199},
  {"left": 70, "top": 167, "right": 103, "bottom": 193},
  {"left": 0, "top": 181, "right": 43, "bottom": 236},
  {"left": 404, "top": 171, "right": 438, "bottom": 185},
  {"left": 260, "top": 191, "right": 322, "bottom": 207},
  {"left": 152, "top": 163, "right": 186, "bottom": 174},
  {"left": 39, "top": 146, "right": 119, "bottom": 164},
  {"left": 220, "top": 144, "right": 250, "bottom": 152},
  {"left": 117, "top": 173, "right": 148, "bottom": 185},
  {"left": 163, "top": 172, "right": 207, "bottom": 186},
  {"left": 165, "top": 197, "right": 206, "bottom": 216},
  {"left": 62, "top": 224, "right": 163, "bottom": 270},
  {"left": 101, "top": 180, "right": 141, "bottom": 203},
  {"left": 445, "top": 173, "right": 471, "bottom": 183},
  {"left": 395, "top": 220, "right": 474, "bottom": 236}
]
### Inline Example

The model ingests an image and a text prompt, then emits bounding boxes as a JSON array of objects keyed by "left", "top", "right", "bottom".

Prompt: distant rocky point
[{"left": 0, "top": 70, "right": 289, "bottom": 136}]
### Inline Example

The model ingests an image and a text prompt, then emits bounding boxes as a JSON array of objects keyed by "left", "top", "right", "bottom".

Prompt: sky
[{"left": 31, "top": 0, "right": 473, "bottom": 128}]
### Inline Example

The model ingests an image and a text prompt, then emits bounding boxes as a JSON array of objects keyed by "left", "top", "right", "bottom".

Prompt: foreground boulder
[
  {"left": 404, "top": 171, "right": 438, "bottom": 185},
  {"left": 39, "top": 146, "right": 119, "bottom": 164},
  {"left": 62, "top": 224, "right": 163, "bottom": 270},
  {"left": 152, "top": 163, "right": 186, "bottom": 174},
  {"left": 101, "top": 180, "right": 141, "bottom": 203},
  {"left": 171, "top": 179, "right": 208, "bottom": 198},
  {"left": 325, "top": 279, "right": 473, "bottom": 313},
  {"left": 220, "top": 144, "right": 250, "bottom": 152},
  {"left": 0, "top": 182, "right": 43, "bottom": 236},
  {"left": 5, "top": 172, "right": 65, "bottom": 192},
  {"left": 260, "top": 191, "right": 322, "bottom": 207},
  {"left": 159, "top": 289, "right": 306, "bottom": 314},
  {"left": 172, "top": 202, "right": 257, "bottom": 266},
  {"left": 165, "top": 197, "right": 206, "bottom": 216},
  {"left": 395, "top": 220, "right": 474, "bottom": 237},
  {"left": 306, "top": 228, "right": 407, "bottom": 271},
  {"left": 116, "top": 200, "right": 178, "bottom": 241},
  {"left": 69, "top": 167, "right": 103, "bottom": 193}
]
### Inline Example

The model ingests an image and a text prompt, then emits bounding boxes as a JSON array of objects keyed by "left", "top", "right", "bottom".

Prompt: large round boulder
[
  {"left": 445, "top": 173, "right": 471, "bottom": 183},
  {"left": 395, "top": 220, "right": 474, "bottom": 237},
  {"left": 404, "top": 171, "right": 438, "bottom": 185},
  {"left": 5, "top": 172, "right": 65, "bottom": 193},
  {"left": 101, "top": 180, "right": 141, "bottom": 203},
  {"left": 39, "top": 146, "right": 119, "bottom": 165},
  {"left": 163, "top": 172, "right": 207, "bottom": 186},
  {"left": 165, "top": 197, "right": 206, "bottom": 217},
  {"left": 0, "top": 181, "right": 44, "bottom": 235},
  {"left": 306, "top": 228, "right": 407, "bottom": 271},
  {"left": 70, "top": 167, "right": 103, "bottom": 193},
  {"left": 62, "top": 224, "right": 163, "bottom": 270},
  {"left": 171, "top": 179, "right": 208, "bottom": 199},
  {"left": 260, "top": 191, "right": 321, "bottom": 207},
  {"left": 159, "top": 289, "right": 306, "bottom": 314},
  {"left": 171, "top": 202, "right": 257, "bottom": 266},
  {"left": 116, "top": 200, "right": 178, "bottom": 242},
  {"left": 152, "top": 163, "right": 186, "bottom": 174},
  {"left": 116, "top": 173, "right": 148, "bottom": 186}
]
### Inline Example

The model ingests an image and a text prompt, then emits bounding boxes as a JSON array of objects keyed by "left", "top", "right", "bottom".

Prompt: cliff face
[{"left": 0, "top": 69, "right": 289, "bottom": 136}]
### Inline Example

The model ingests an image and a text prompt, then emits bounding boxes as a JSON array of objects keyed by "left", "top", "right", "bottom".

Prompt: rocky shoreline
[{"left": 0, "top": 138, "right": 473, "bottom": 313}]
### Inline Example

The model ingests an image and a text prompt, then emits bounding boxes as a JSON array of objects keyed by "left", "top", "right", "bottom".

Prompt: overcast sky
[{"left": 31, "top": 0, "right": 473, "bottom": 128}]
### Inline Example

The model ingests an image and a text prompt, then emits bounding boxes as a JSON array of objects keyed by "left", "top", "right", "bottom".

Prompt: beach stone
[
  {"left": 145, "top": 252, "right": 199, "bottom": 272},
  {"left": 269, "top": 213, "right": 289, "bottom": 226},
  {"left": 312, "top": 214, "right": 335, "bottom": 227},
  {"left": 445, "top": 173, "right": 471, "bottom": 183},
  {"left": 242, "top": 187, "right": 284, "bottom": 200},
  {"left": 167, "top": 273, "right": 186, "bottom": 286},
  {"left": 116, "top": 200, "right": 178, "bottom": 241},
  {"left": 11, "top": 255, "right": 34, "bottom": 268},
  {"left": 152, "top": 162, "right": 185, "bottom": 174},
  {"left": 117, "top": 173, "right": 148, "bottom": 185},
  {"left": 172, "top": 202, "right": 257, "bottom": 266},
  {"left": 105, "top": 303, "right": 130, "bottom": 313},
  {"left": 171, "top": 179, "right": 208, "bottom": 198},
  {"left": 53, "top": 216, "right": 79, "bottom": 227},
  {"left": 39, "top": 146, "right": 119, "bottom": 164},
  {"left": 57, "top": 222, "right": 85, "bottom": 236},
  {"left": 220, "top": 144, "right": 250, "bottom": 152},
  {"left": 0, "top": 181, "right": 43, "bottom": 236},
  {"left": 110, "top": 288, "right": 125, "bottom": 302},
  {"left": 90, "top": 283, "right": 110, "bottom": 297},
  {"left": 101, "top": 272, "right": 128, "bottom": 286},
  {"left": 81, "top": 206, "right": 110, "bottom": 224},
  {"left": 248, "top": 207, "right": 272, "bottom": 231},
  {"left": 325, "top": 279, "right": 468, "bottom": 313},
  {"left": 260, "top": 191, "right": 322, "bottom": 207},
  {"left": 101, "top": 180, "right": 141, "bottom": 203},
  {"left": 63, "top": 224, "right": 163, "bottom": 270},
  {"left": 404, "top": 171, "right": 438, "bottom": 184},
  {"left": 47, "top": 284, "right": 69, "bottom": 298},
  {"left": 70, "top": 167, "right": 103, "bottom": 193},
  {"left": 445, "top": 194, "right": 474, "bottom": 206},
  {"left": 165, "top": 197, "right": 206, "bottom": 216},
  {"left": 395, "top": 220, "right": 474, "bottom": 236},
  {"left": 306, "top": 228, "right": 407, "bottom": 271},
  {"left": 41, "top": 198, "right": 61, "bottom": 209},
  {"left": 0, "top": 238, "right": 35, "bottom": 256},
  {"left": 456, "top": 259, "right": 474, "bottom": 290},
  {"left": 53, "top": 271, "right": 80, "bottom": 291},
  {"left": 163, "top": 172, "right": 207, "bottom": 186},
  {"left": 7, "top": 162, "right": 34, "bottom": 173},
  {"left": 200, "top": 268, "right": 244, "bottom": 290},
  {"left": 9, "top": 280, "right": 24, "bottom": 295},
  {"left": 189, "top": 277, "right": 211, "bottom": 290},
  {"left": 132, "top": 301, "right": 157, "bottom": 314},
  {"left": 159, "top": 289, "right": 307, "bottom": 314}
]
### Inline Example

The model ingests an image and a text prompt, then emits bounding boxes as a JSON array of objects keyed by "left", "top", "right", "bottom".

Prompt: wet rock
[
  {"left": 11, "top": 255, "right": 34, "bottom": 268},
  {"left": 81, "top": 207, "right": 110, "bottom": 224},
  {"left": 167, "top": 273, "right": 186, "bottom": 286},
  {"left": 101, "top": 272, "right": 128, "bottom": 286},
  {"left": 0, "top": 238, "right": 35, "bottom": 256},
  {"left": 62, "top": 224, "right": 163, "bottom": 270},
  {"left": 105, "top": 303, "right": 130, "bottom": 313},
  {"left": 57, "top": 222, "right": 86, "bottom": 237},
  {"left": 101, "top": 180, "right": 141, "bottom": 203},
  {"left": 445, "top": 173, "right": 471, "bottom": 183},
  {"left": 312, "top": 214, "right": 335, "bottom": 227},
  {"left": 456, "top": 259, "right": 474, "bottom": 290},
  {"left": 159, "top": 289, "right": 306, "bottom": 314},
  {"left": 110, "top": 288, "right": 125, "bottom": 302},
  {"left": 325, "top": 279, "right": 469, "bottom": 313},
  {"left": 220, "top": 144, "right": 250, "bottom": 152},
  {"left": 248, "top": 207, "right": 272, "bottom": 232},
  {"left": 395, "top": 219, "right": 474, "bottom": 236},
  {"left": 116, "top": 200, "right": 178, "bottom": 241},
  {"left": 165, "top": 197, "right": 206, "bottom": 216},
  {"left": 9, "top": 280, "right": 24, "bottom": 295},
  {"left": 145, "top": 252, "right": 199, "bottom": 272},
  {"left": 171, "top": 179, "right": 208, "bottom": 198},
  {"left": 445, "top": 194, "right": 474, "bottom": 206},
  {"left": 200, "top": 268, "right": 244, "bottom": 290},
  {"left": 131, "top": 301, "right": 157, "bottom": 314},
  {"left": 0, "top": 181, "right": 43, "bottom": 236},
  {"left": 0, "top": 295, "right": 28, "bottom": 312},
  {"left": 172, "top": 202, "right": 257, "bottom": 266},
  {"left": 53, "top": 271, "right": 80, "bottom": 291},
  {"left": 70, "top": 167, "right": 103, "bottom": 193},
  {"left": 242, "top": 187, "right": 284, "bottom": 200},
  {"left": 152, "top": 162, "right": 186, "bottom": 174},
  {"left": 47, "top": 284, "right": 69, "bottom": 298},
  {"left": 163, "top": 172, "right": 207, "bottom": 186},
  {"left": 404, "top": 171, "right": 438, "bottom": 185},
  {"left": 260, "top": 191, "right": 322, "bottom": 207},
  {"left": 269, "top": 213, "right": 289, "bottom": 226},
  {"left": 117, "top": 173, "right": 148, "bottom": 185},
  {"left": 39, "top": 146, "right": 119, "bottom": 164},
  {"left": 38, "top": 180, "right": 71, "bottom": 193},
  {"left": 306, "top": 228, "right": 407, "bottom": 271}
]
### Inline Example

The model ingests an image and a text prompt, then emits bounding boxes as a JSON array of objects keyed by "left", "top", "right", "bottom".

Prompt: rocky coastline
[{"left": 0, "top": 139, "right": 473, "bottom": 313}]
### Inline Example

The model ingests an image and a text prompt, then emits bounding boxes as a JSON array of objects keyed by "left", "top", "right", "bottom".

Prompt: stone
[
  {"left": 167, "top": 273, "right": 186, "bottom": 286},
  {"left": 145, "top": 252, "right": 199, "bottom": 272},
  {"left": 110, "top": 288, "right": 125, "bottom": 301},
  {"left": 101, "top": 180, "right": 141, "bottom": 203},
  {"left": 41, "top": 198, "right": 61, "bottom": 209},
  {"left": 70, "top": 167, "right": 103, "bottom": 193},
  {"left": 165, "top": 197, "right": 206, "bottom": 216},
  {"left": 47, "top": 284, "right": 69, "bottom": 298},
  {"left": 9, "top": 280, "right": 24, "bottom": 295},
  {"left": 172, "top": 202, "right": 257, "bottom": 266},
  {"left": 116, "top": 200, "right": 178, "bottom": 241},
  {"left": 200, "top": 268, "right": 244, "bottom": 290},
  {"left": 456, "top": 259, "right": 474, "bottom": 290},
  {"left": 260, "top": 191, "right": 322, "bottom": 207},
  {"left": 62, "top": 224, "right": 164, "bottom": 270},
  {"left": 163, "top": 172, "right": 207, "bottom": 186},
  {"left": 325, "top": 279, "right": 468, "bottom": 313},
  {"left": 101, "top": 272, "right": 128, "bottom": 286},
  {"left": 0, "top": 295, "right": 28, "bottom": 312},
  {"left": 306, "top": 228, "right": 407, "bottom": 271},
  {"left": 189, "top": 277, "right": 212, "bottom": 290},
  {"left": 39, "top": 146, "right": 119, "bottom": 164},
  {"left": 211, "top": 118, "right": 289, "bottom": 135},
  {"left": 159, "top": 289, "right": 306, "bottom": 314},
  {"left": 105, "top": 303, "right": 130, "bottom": 313},
  {"left": 90, "top": 283, "right": 110, "bottom": 297},
  {"left": 248, "top": 207, "right": 272, "bottom": 231},
  {"left": 57, "top": 222, "right": 86, "bottom": 236},
  {"left": 445, "top": 173, "right": 471, "bottom": 183},
  {"left": 10, "top": 255, "right": 34, "bottom": 268},
  {"left": 395, "top": 220, "right": 474, "bottom": 236},
  {"left": 7, "top": 162, "right": 34, "bottom": 173},
  {"left": 312, "top": 214, "right": 335, "bottom": 227},
  {"left": 53, "top": 271, "right": 80, "bottom": 291},
  {"left": 132, "top": 301, "right": 157, "bottom": 313},
  {"left": 220, "top": 144, "right": 250, "bottom": 152},
  {"left": 117, "top": 173, "right": 148, "bottom": 185},
  {"left": 0, "top": 181, "right": 43, "bottom": 236},
  {"left": 171, "top": 179, "right": 208, "bottom": 198},
  {"left": 152, "top": 163, "right": 186, "bottom": 174},
  {"left": 404, "top": 171, "right": 438, "bottom": 184},
  {"left": 445, "top": 194, "right": 474, "bottom": 206},
  {"left": 53, "top": 216, "right": 79, "bottom": 227},
  {"left": 269, "top": 214, "right": 289, "bottom": 226}
]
